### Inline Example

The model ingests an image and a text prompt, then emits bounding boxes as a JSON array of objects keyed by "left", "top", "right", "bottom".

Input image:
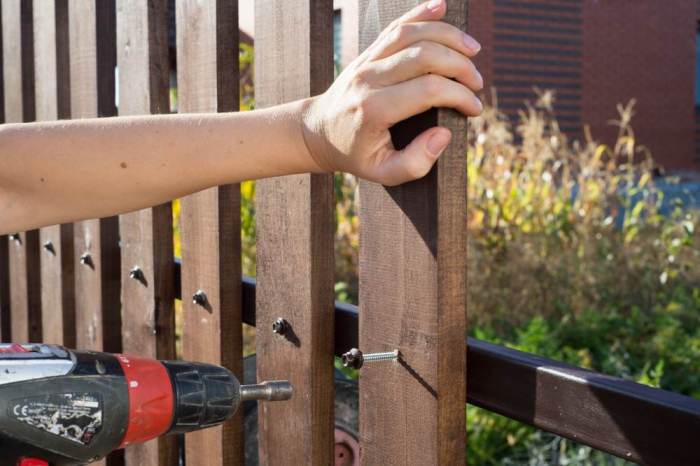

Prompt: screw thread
[{"left": 363, "top": 350, "right": 399, "bottom": 362}]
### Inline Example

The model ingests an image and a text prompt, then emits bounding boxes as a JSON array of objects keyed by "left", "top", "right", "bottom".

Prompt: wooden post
[
  {"left": 33, "top": 0, "right": 75, "bottom": 348},
  {"left": 254, "top": 1, "right": 335, "bottom": 465},
  {"left": 0, "top": 7, "right": 7, "bottom": 343},
  {"left": 0, "top": 235, "right": 8, "bottom": 342},
  {"left": 68, "top": 2, "right": 122, "bottom": 465},
  {"left": 116, "top": 1, "right": 176, "bottom": 465},
  {"left": 2, "top": 0, "right": 41, "bottom": 343},
  {"left": 358, "top": 1, "right": 469, "bottom": 465},
  {"left": 175, "top": 1, "right": 243, "bottom": 465}
]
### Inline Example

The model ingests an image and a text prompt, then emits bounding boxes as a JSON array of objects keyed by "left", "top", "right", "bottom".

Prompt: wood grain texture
[
  {"left": 2, "top": 0, "right": 41, "bottom": 343},
  {"left": 175, "top": 1, "right": 243, "bottom": 465},
  {"left": 358, "top": 1, "right": 468, "bottom": 465},
  {"left": 34, "top": 0, "right": 75, "bottom": 348},
  {"left": 0, "top": 8, "right": 8, "bottom": 343},
  {"left": 254, "top": 1, "right": 335, "bottom": 465},
  {"left": 68, "top": 2, "right": 122, "bottom": 465},
  {"left": 116, "top": 1, "right": 176, "bottom": 465},
  {"left": 0, "top": 236, "right": 8, "bottom": 342}
]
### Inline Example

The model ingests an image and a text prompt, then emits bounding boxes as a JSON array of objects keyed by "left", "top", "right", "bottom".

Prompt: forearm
[{"left": 0, "top": 98, "right": 318, "bottom": 234}]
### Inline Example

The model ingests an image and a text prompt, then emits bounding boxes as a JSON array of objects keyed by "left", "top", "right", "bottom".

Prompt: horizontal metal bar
[{"left": 172, "top": 261, "right": 700, "bottom": 464}]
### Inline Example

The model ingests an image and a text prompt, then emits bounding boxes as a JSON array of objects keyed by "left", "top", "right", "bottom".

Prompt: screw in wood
[
  {"left": 272, "top": 317, "right": 289, "bottom": 335},
  {"left": 192, "top": 290, "right": 207, "bottom": 306},
  {"left": 129, "top": 266, "right": 144, "bottom": 281},
  {"left": 341, "top": 348, "right": 400, "bottom": 370},
  {"left": 8, "top": 234, "right": 20, "bottom": 244},
  {"left": 42, "top": 241, "right": 55, "bottom": 255},
  {"left": 79, "top": 253, "right": 93, "bottom": 267}
]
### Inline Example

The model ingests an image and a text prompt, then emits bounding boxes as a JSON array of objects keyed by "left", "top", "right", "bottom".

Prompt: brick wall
[
  {"left": 485, "top": 0, "right": 583, "bottom": 135},
  {"left": 582, "top": 0, "right": 696, "bottom": 172}
]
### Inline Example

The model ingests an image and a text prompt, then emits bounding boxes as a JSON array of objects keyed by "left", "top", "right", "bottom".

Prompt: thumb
[{"left": 377, "top": 127, "right": 452, "bottom": 186}]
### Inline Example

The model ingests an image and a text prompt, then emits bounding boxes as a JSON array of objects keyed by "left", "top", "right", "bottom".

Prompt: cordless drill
[{"left": 0, "top": 343, "right": 292, "bottom": 466}]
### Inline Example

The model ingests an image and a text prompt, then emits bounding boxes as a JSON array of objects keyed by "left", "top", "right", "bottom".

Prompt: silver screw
[
  {"left": 43, "top": 241, "right": 55, "bottom": 255},
  {"left": 341, "top": 348, "right": 400, "bottom": 370},
  {"left": 9, "top": 234, "right": 20, "bottom": 243},
  {"left": 79, "top": 253, "right": 92, "bottom": 267},
  {"left": 129, "top": 266, "right": 144, "bottom": 281},
  {"left": 272, "top": 317, "right": 289, "bottom": 335},
  {"left": 192, "top": 290, "right": 207, "bottom": 306}
]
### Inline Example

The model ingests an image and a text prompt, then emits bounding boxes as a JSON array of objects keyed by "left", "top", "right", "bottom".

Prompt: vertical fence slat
[
  {"left": 116, "top": 1, "right": 177, "bottom": 465},
  {"left": 0, "top": 5, "right": 8, "bottom": 343},
  {"left": 358, "top": 1, "right": 469, "bottom": 465},
  {"left": 68, "top": 2, "right": 122, "bottom": 465},
  {"left": 254, "top": 1, "right": 335, "bottom": 465},
  {"left": 0, "top": 235, "right": 8, "bottom": 342},
  {"left": 2, "top": 0, "right": 41, "bottom": 343},
  {"left": 34, "top": 0, "right": 75, "bottom": 348},
  {"left": 175, "top": 1, "right": 243, "bottom": 465}
]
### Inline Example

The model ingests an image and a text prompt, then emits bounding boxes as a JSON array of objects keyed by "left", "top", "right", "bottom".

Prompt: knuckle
[
  {"left": 414, "top": 41, "right": 442, "bottom": 70},
  {"left": 356, "top": 95, "right": 377, "bottom": 120},
  {"left": 422, "top": 74, "right": 444, "bottom": 97},
  {"left": 394, "top": 23, "right": 414, "bottom": 43},
  {"left": 387, "top": 18, "right": 401, "bottom": 33},
  {"left": 352, "top": 66, "right": 373, "bottom": 86}
]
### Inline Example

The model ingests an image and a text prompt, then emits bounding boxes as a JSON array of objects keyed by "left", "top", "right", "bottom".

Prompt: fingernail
[
  {"left": 426, "top": 0, "right": 442, "bottom": 11},
  {"left": 474, "top": 97, "right": 484, "bottom": 113},
  {"left": 475, "top": 70, "right": 484, "bottom": 88},
  {"left": 427, "top": 130, "right": 451, "bottom": 156},
  {"left": 463, "top": 34, "right": 481, "bottom": 53}
]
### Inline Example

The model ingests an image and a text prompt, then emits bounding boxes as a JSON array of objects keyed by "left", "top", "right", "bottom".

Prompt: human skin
[{"left": 0, "top": 0, "right": 482, "bottom": 235}]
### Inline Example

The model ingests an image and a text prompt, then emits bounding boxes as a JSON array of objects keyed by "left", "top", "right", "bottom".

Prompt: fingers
[
  {"left": 370, "top": 20, "right": 481, "bottom": 62},
  {"left": 368, "top": 40, "right": 483, "bottom": 91},
  {"left": 369, "top": 74, "right": 482, "bottom": 125},
  {"left": 377, "top": 126, "right": 452, "bottom": 186},
  {"left": 360, "top": 0, "right": 447, "bottom": 63}
]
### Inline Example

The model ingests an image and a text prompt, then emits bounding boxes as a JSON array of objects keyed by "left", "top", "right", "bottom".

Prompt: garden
[{"left": 172, "top": 45, "right": 700, "bottom": 465}]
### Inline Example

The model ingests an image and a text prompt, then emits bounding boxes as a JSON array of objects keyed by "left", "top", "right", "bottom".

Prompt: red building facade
[{"left": 466, "top": 0, "right": 697, "bottom": 172}]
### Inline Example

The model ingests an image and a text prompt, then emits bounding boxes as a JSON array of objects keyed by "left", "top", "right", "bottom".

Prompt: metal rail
[{"left": 174, "top": 262, "right": 700, "bottom": 465}]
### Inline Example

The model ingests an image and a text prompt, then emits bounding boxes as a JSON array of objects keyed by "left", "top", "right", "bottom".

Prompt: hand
[{"left": 302, "top": 0, "right": 483, "bottom": 186}]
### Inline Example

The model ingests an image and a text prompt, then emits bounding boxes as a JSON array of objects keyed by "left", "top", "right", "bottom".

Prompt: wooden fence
[{"left": 2, "top": 1, "right": 700, "bottom": 466}]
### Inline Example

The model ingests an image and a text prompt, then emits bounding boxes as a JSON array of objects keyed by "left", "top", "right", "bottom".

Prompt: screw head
[
  {"left": 43, "top": 241, "right": 55, "bottom": 255},
  {"left": 79, "top": 253, "right": 92, "bottom": 266},
  {"left": 341, "top": 348, "right": 364, "bottom": 370},
  {"left": 129, "top": 266, "right": 144, "bottom": 281},
  {"left": 8, "top": 234, "right": 20, "bottom": 243},
  {"left": 272, "top": 317, "right": 289, "bottom": 335},
  {"left": 192, "top": 290, "right": 207, "bottom": 306}
]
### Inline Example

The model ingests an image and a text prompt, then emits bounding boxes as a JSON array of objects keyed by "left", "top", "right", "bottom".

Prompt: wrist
[{"left": 298, "top": 96, "right": 335, "bottom": 174}]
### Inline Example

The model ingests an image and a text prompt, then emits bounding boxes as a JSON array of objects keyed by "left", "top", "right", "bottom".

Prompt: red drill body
[{"left": 0, "top": 344, "right": 291, "bottom": 466}]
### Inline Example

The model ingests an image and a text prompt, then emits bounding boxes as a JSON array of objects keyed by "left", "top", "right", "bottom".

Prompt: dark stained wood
[
  {"left": 69, "top": 0, "right": 121, "bottom": 352},
  {"left": 68, "top": 2, "right": 122, "bottom": 465},
  {"left": 116, "top": 1, "right": 177, "bottom": 465},
  {"left": 254, "top": 2, "right": 335, "bottom": 465},
  {"left": 0, "top": 8, "right": 8, "bottom": 343},
  {"left": 34, "top": 0, "right": 75, "bottom": 348},
  {"left": 467, "top": 338, "right": 700, "bottom": 466},
  {"left": 358, "top": 1, "right": 468, "bottom": 464},
  {"left": 0, "top": 236, "right": 8, "bottom": 342},
  {"left": 175, "top": 1, "right": 242, "bottom": 464},
  {"left": 2, "top": 0, "right": 41, "bottom": 343}
]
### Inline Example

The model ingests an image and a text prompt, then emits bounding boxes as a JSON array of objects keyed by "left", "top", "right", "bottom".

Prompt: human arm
[{"left": 0, "top": 0, "right": 483, "bottom": 234}]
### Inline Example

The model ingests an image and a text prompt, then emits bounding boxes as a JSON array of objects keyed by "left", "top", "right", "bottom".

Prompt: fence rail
[
  {"left": 1, "top": 1, "right": 699, "bottom": 465},
  {"left": 175, "top": 265, "right": 700, "bottom": 466}
]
